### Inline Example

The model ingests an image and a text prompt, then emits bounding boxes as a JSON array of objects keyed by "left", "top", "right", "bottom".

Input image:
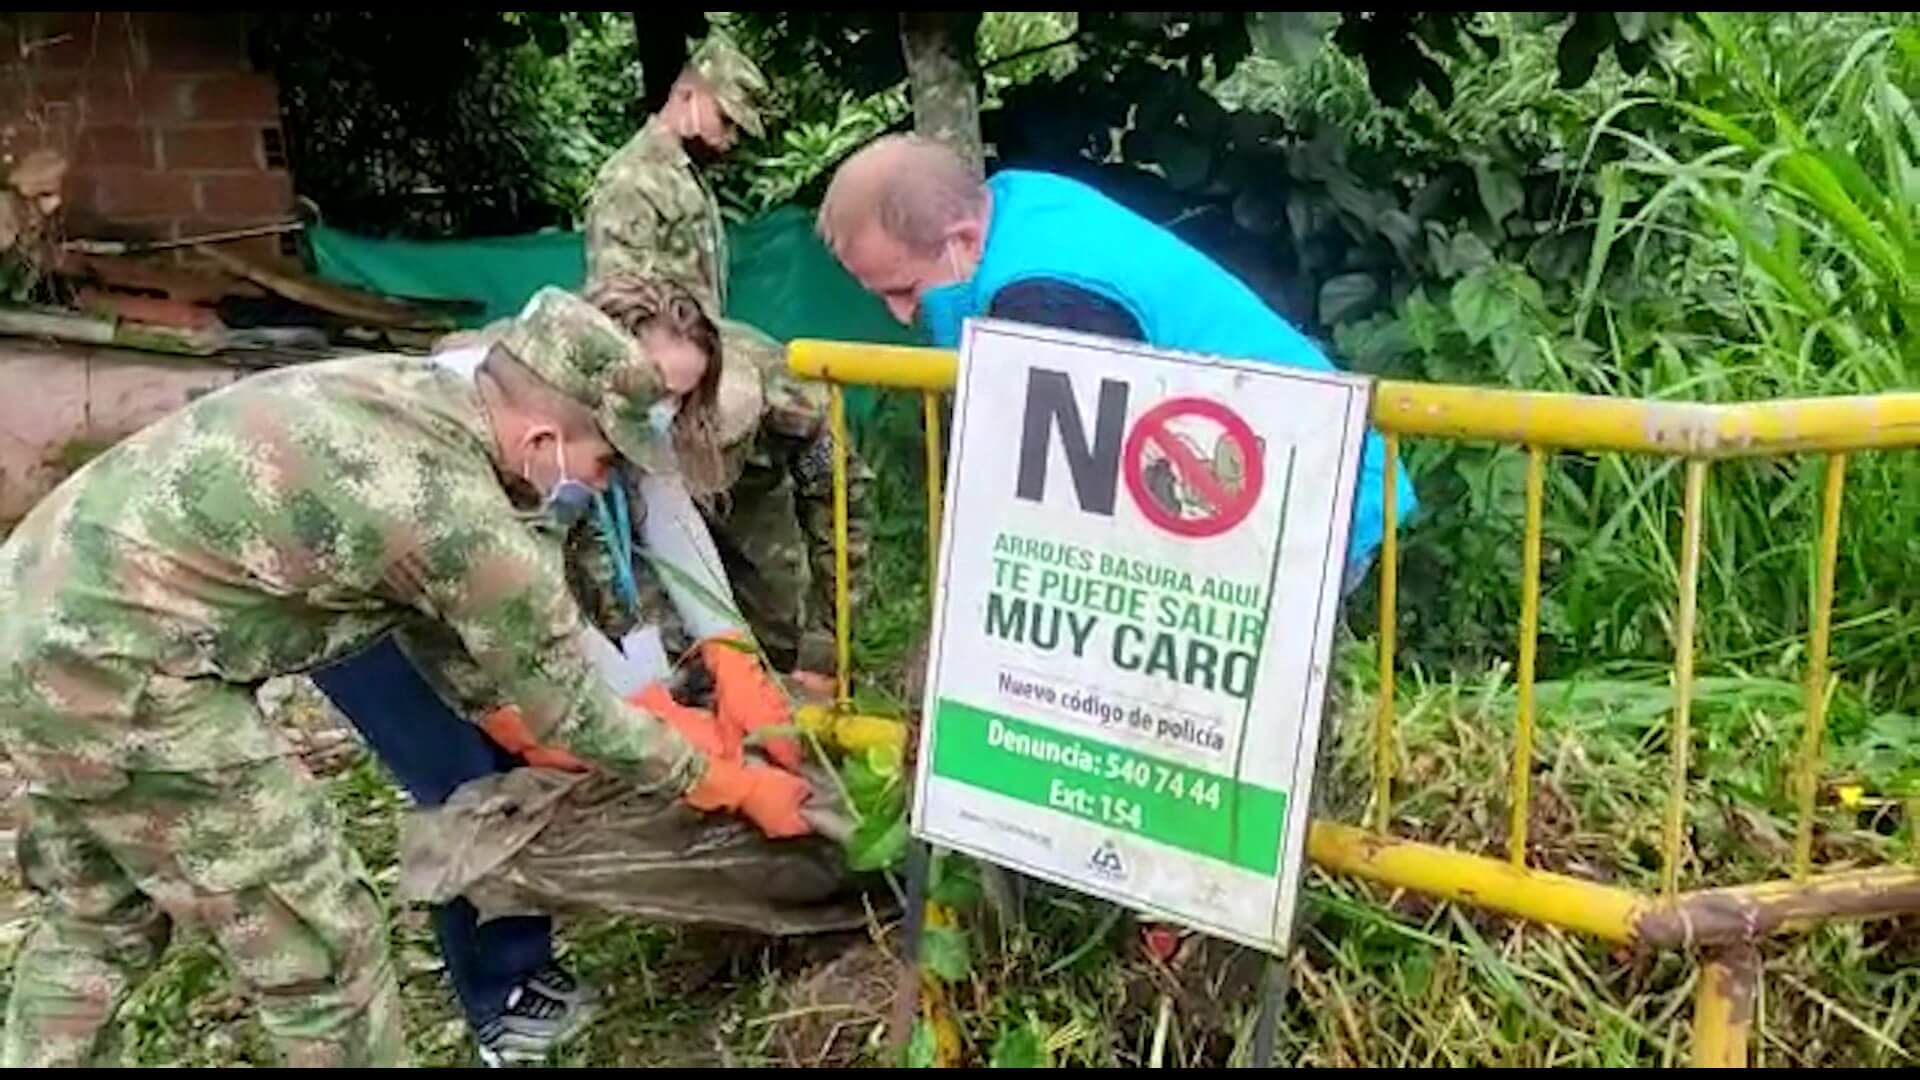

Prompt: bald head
[
  {"left": 819, "top": 135, "right": 990, "bottom": 324},
  {"left": 819, "top": 135, "right": 986, "bottom": 257}
]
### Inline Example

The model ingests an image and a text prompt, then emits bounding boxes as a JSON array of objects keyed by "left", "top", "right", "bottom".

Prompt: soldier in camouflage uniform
[
  {"left": 585, "top": 31, "right": 872, "bottom": 675},
  {"left": 584, "top": 32, "right": 765, "bottom": 320},
  {"left": 0, "top": 287, "right": 812, "bottom": 1067}
]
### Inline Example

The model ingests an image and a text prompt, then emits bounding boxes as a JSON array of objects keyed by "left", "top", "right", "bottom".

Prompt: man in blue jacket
[{"left": 817, "top": 134, "right": 1414, "bottom": 590}]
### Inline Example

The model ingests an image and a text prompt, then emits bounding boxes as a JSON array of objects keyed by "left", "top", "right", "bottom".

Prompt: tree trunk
[
  {"left": 898, "top": 11, "right": 984, "bottom": 178},
  {"left": 632, "top": 11, "right": 709, "bottom": 114}
]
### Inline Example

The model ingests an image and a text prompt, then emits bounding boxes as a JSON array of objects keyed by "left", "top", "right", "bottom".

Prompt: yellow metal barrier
[{"left": 787, "top": 338, "right": 1920, "bottom": 1067}]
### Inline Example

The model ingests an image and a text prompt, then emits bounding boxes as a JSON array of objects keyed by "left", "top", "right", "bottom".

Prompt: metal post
[
  {"left": 1248, "top": 954, "right": 1292, "bottom": 1067},
  {"left": 1510, "top": 445, "right": 1546, "bottom": 866},
  {"left": 831, "top": 384, "right": 853, "bottom": 708},
  {"left": 1371, "top": 434, "right": 1400, "bottom": 834},
  {"left": 1794, "top": 453, "right": 1846, "bottom": 879},
  {"left": 1692, "top": 944, "right": 1758, "bottom": 1068},
  {"left": 1663, "top": 460, "right": 1709, "bottom": 898},
  {"left": 887, "top": 840, "right": 934, "bottom": 1055}
]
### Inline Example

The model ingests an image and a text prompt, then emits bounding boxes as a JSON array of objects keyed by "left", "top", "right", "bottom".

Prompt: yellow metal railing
[{"left": 790, "top": 338, "right": 1920, "bottom": 1068}]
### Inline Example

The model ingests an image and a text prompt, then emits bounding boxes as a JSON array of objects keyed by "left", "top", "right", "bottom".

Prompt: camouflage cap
[
  {"left": 688, "top": 32, "right": 768, "bottom": 139},
  {"left": 497, "top": 287, "right": 668, "bottom": 466}
]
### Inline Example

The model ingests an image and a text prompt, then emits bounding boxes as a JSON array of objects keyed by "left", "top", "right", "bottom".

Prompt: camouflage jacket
[
  {"left": 714, "top": 320, "right": 874, "bottom": 652},
  {"left": 0, "top": 356, "right": 699, "bottom": 794},
  {"left": 584, "top": 116, "right": 728, "bottom": 318}
]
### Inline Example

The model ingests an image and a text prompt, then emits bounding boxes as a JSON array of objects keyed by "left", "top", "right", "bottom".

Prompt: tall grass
[{"left": 1354, "top": 13, "right": 1920, "bottom": 719}]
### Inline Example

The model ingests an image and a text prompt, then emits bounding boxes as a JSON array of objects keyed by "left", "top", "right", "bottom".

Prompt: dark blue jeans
[{"left": 310, "top": 635, "right": 552, "bottom": 1027}]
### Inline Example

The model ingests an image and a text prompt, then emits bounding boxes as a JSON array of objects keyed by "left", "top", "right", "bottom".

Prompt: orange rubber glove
[
  {"left": 700, "top": 631, "right": 802, "bottom": 772},
  {"left": 627, "top": 682, "right": 732, "bottom": 760},
  {"left": 684, "top": 757, "right": 813, "bottom": 838},
  {"left": 480, "top": 706, "right": 589, "bottom": 773},
  {"left": 482, "top": 688, "right": 730, "bottom": 773}
]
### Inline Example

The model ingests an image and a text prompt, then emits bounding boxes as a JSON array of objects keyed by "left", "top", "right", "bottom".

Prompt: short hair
[
  {"left": 817, "top": 134, "right": 986, "bottom": 256},
  {"left": 480, "top": 345, "right": 600, "bottom": 440}
]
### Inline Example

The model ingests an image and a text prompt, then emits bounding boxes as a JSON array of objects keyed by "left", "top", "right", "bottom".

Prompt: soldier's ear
[
  {"left": 945, "top": 218, "right": 986, "bottom": 266},
  {"left": 517, "top": 425, "right": 560, "bottom": 479}
]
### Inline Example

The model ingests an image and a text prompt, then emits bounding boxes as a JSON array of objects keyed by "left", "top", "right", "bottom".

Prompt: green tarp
[
  {"left": 306, "top": 205, "right": 924, "bottom": 350},
  {"left": 307, "top": 205, "right": 924, "bottom": 426}
]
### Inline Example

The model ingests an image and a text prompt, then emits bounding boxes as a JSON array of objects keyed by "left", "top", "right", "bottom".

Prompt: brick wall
[{"left": 1, "top": 12, "right": 296, "bottom": 266}]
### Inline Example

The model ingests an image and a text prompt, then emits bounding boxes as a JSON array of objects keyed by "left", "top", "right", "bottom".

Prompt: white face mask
[{"left": 432, "top": 344, "right": 488, "bottom": 381}]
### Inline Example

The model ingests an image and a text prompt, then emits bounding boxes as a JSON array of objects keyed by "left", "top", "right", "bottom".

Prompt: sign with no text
[{"left": 913, "top": 318, "right": 1373, "bottom": 953}]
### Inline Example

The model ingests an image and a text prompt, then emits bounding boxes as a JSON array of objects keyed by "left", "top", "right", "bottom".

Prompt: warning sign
[
  {"left": 1123, "top": 396, "right": 1265, "bottom": 538},
  {"left": 912, "top": 318, "right": 1374, "bottom": 955}
]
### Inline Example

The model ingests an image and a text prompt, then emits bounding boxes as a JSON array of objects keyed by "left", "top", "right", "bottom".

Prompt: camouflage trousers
[
  {"left": 705, "top": 476, "right": 809, "bottom": 672},
  {"left": 1, "top": 754, "right": 409, "bottom": 1066}
]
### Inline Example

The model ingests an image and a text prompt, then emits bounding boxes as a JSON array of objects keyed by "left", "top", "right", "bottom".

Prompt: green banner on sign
[{"left": 930, "top": 699, "right": 1287, "bottom": 874}]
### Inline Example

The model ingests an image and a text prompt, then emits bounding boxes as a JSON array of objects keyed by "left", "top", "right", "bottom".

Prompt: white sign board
[{"left": 912, "top": 318, "right": 1372, "bottom": 954}]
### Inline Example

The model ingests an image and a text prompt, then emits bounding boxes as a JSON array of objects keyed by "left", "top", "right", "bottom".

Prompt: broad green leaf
[
  {"left": 847, "top": 811, "right": 909, "bottom": 871},
  {"left": 1402, "top": 289, "right": 1449, "bottom": 352},
  {"left": 988, "top": 1018, "right": 1050, "bottom": 1068},
  {"left": 1430, "top": 229, "right": 1495, "bottom": 278},
  {"left": 1246, "top": 11, "right": 1338, "bottom": 67},
  {"left": 1400, "top": 947, "right": 1436, "bottom": 999},
  {"left": 1319, "top": 272, "right": 1380, "bottom": 325},
  {"left": 921, "top": 924, "right": 972, "bottom": 983},
  {"left": 840, "top": 753, "right": 904, "bottom": 817},
  {"left": 905, "top": 1021, "right": 938, "bottom": 1069},
  {"left": 1472, "top": 159, "right": 1525, "bottom": 226},
  {"left": 1450, "top": 270, "right": 1513, "bottom": 345},
  {"left": 929, "top": 855, "right": 983, "bottom": 909},
  {"left": 1492, "top": 328, "right": 1544, "bottom": 382},
  {"left": 864, "top": 741, "right": 904, "bottom": 780},
  {"left": 1556, "top": 10, "right": 1611, "bottom": 89},
  {"left": 1332, "top": 313, "right": 1415, "bottom": 372},
  {"left": 1376, "top": 208, "right": 1420, "bottom": 262}
]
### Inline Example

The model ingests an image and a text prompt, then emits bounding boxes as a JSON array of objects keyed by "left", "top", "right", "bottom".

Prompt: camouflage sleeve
[
  {"left": 380, "top": 483, "right": 699, "bottom": 795},
  {"left": 388, "top": 616, "right": 502, "bottom": 718},
  {"left": 398, "top": 520, "right": 642, "bottom": 713}
]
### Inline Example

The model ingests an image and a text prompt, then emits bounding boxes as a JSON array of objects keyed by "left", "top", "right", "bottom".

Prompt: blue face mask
[
  {"left": 919, "top": 280, "right": 974, "bottom": 347},
  {"left": 526, "top": 435, "right": 595, "bottom": 530},
  {"left": 917, "top": 243, "right": 978, "bottom": 346}
]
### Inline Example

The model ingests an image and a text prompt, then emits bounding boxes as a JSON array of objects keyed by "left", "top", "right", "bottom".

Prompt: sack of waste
[{"left": 398, "top": 758, "right": 890, "bottom": 936}]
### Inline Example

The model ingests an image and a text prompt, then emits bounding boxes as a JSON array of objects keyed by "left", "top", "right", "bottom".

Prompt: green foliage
[
  {"left": 1329, "top": 12, "right": 1920, "bottom": 707},
  {"left": 257, "top": 11, "right": 643, "bottom": 237},
  {"left": 986, "top": 1014, "right": 1051, "bottom": 1067},
  {"left": 920, "top": 924, "right": 973, "bottom": 983},
  {"left": 842, "top": 743, "right": 909, "bottom": 872}
]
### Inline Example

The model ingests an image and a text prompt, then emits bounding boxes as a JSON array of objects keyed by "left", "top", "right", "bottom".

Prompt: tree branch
[{"left": 982, "top": 33, "right": 1083, "bottom": 73}]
